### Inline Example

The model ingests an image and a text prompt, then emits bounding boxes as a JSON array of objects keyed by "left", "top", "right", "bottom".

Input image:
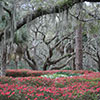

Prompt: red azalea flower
[{"left": 5, "top": 91, "right": 10, "bottom": 95}]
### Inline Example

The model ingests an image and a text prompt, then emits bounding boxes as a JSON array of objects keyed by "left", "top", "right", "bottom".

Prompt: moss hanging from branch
[
  {"left": 0, "top": 0, "right": 79, "bottom": 41},
  {"left": 16, "top": 0, "right": 80, "bottom": 31},
  {"left": 1, "top": 0, "right": 100, "bottom": 42}
]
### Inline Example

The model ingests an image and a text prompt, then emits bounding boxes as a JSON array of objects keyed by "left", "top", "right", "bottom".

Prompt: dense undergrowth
[{"left": 0, "top": 69, "right": 100, "bottom": 100}]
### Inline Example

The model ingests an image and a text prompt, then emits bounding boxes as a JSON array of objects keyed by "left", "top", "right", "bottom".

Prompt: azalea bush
[
  {"left": 6, "top": 69, "right": 92, "bottom": 77},
  {"left": 0, "top": 70, "right": 100, "bottom": 100}
]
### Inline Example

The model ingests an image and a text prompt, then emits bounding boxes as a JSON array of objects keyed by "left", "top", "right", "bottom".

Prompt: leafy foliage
[
  {"left": 41, "top": 72, "right": 82, "bottom": 79},
  {"left": 0, "top": 70, "right": 100, "bottom": 100}
]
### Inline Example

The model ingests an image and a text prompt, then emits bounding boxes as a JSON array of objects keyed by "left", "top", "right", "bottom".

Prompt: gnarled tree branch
[
  {"left": 50, "top": 55, "right": 75, "bottom": 70},
  {"left": 0, "top": 0, "right": 85, "bottom": 41}
]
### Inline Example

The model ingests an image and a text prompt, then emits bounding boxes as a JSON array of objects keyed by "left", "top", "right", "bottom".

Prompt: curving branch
[
  {"left": 50, "top": 55, "right": 75, "bottom": 70},
  {"left": 3, "top": 6, "right": 12, "bottom": 17},
  {"left": 0, "top": 0, "right": 100, "bottom": 41},
  {"left": 50, "top": 52, "right": 75, "bottom": 65},
  {"left": 47, "top": 31, "right": 59, "bottom": 45},
  {"left": 24, "top": 49, "right": 38, "bottom": 70},
  {"left": 69, "top": 11, "right": 95, "bottom": 22},
  {"left": 51, "top": 33, "right": 72, "bottom": 51},
  {"left": 0, "top": 0, "right": 83, "bottom": 41},
  {"left": 84, "top": 51, "right": 98, "bottom": 63},
  {"left": 11, "top": 0, "right": 100, "bottom": 31}
]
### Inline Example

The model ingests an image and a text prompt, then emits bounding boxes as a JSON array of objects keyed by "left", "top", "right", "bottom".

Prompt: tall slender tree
[{"left": 75, "top": 22, "right": 83, "bottom": 70}]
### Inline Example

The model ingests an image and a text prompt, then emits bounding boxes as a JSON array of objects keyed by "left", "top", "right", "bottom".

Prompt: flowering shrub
[
  {"left": 6, "top": 69, "right": 93, "bottom": 77},
  {"left": 0, "top": 70, "right": 100, "bottom": 99}
]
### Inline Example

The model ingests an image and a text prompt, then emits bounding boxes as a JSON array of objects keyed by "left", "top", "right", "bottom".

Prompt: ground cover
[{"left": 0, "top": 70, "right": 100, "bottom": 100}]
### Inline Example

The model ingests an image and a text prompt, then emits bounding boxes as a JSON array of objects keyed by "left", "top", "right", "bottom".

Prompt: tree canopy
[{"left": 0, "top": 0, "right": 100, "bottom": 41}]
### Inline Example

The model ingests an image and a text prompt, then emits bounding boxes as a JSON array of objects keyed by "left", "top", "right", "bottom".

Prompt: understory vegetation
[{"left": 0, "top": 69, "right": 100, "bottom": 100}]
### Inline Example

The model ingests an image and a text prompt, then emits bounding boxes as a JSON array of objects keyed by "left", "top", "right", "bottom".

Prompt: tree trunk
[
  {"left": 24, "top": 57, "right": 38, "bottom": 70},
  {"left": 75, "top": 23, "right": 83, "bottom": 70},
  {"left": 43, "top": 64, "right": 48, "bottom": 71},
  {"left": 27, "top": 62, "right": 38, "bottom": 70},
  {"left": 1, "top": 46, "right": 7, "bottom": 76},
  {"left": 23, "top": 49, "right": 38, "bottom": 70},
  {"left": 97, "top": 61, "right": 100, "bottom": 72},
  {"left": 96, "top": 52, "right": 100, "bottom": 72},
  {"left": 1, "top": 65, "right": 6, "bottom": 76},
  {"left": 73, "top": 57, "right": 76, "bottom": 70}
]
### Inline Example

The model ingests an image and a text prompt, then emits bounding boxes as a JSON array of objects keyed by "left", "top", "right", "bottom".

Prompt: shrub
[
  {"left": 0, "top": 71, "right": 100, "bottom": 100},
  {"left": 6, "top": 69, "right": 93, "bottom": 77}
]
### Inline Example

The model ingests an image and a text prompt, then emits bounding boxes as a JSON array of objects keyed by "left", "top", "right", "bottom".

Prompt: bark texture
[{"left": 75, "top": 23, "right": 83, "bottom": 70}]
